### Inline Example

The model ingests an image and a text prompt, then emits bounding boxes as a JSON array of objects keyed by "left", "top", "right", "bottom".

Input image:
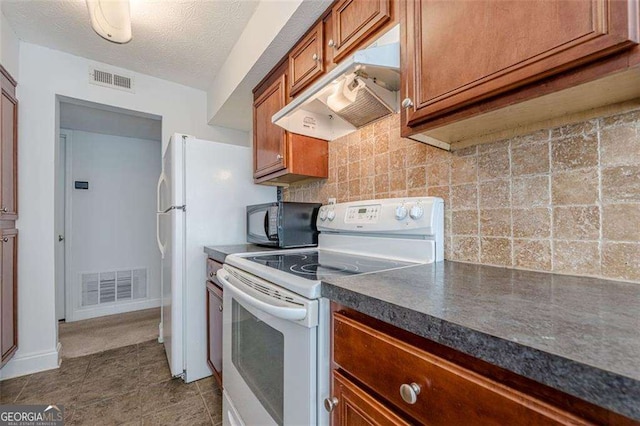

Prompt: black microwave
[{"left": 246, "top": 202, "right": 321, "bottom": 248}]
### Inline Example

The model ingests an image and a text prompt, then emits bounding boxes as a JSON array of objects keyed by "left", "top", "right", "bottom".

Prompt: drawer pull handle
[
  {"left": 324, "top": 396, "right": 339, "bottom": 412},
  {"left": 209, "top": 272, "right": 214, "bottom": 277},
  {"left": 218, "top": 305, "right": 223, "bottom": 312},
  {"left": 400, "top": 382, "right": 421, "bottom": 404}
]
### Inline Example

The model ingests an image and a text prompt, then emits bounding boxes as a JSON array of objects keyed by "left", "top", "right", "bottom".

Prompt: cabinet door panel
[
  {"left": 332, "top": 0, "right": 392, "bottom": 62},
  {"left": 332, "top": 370, "right": 410, "bottom": 426},
  {"left": 206, "top": 281, "right": 223, "bottom": 387},
  {"left": 0, "top": 89, "right": 17, "bottom": 220},
  {"left": 1, "top": 229, "right": 17, "bottom": 366},
  {"left": 290, "top": 21, "right": 324, "bottom": 96},
  {"left": 403, "top": 0, "right": 639, "bottom": 126},
  {"left": 253, "top": 74, "right": 287, "bottom": 178}
]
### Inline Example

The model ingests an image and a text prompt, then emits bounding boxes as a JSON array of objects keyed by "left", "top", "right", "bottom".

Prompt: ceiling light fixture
[{"left": 86, "top": 0, "right": 132, "bottom": 44}]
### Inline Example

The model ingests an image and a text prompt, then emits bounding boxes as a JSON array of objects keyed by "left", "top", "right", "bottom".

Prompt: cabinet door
[
  {"left": 253, "top": 74, "right": 287, "bottom": 178},
  {"left": 332, "top": 370, "right": 410, "bottom": 426},
  {"left": 403, "top": 0, "right": 639, "bottom": 128},
  {"left": 0, "top": 88, "right": 17, "bottom": 220},
  {"left": 0, "top": 228, "right": 17, "bottom": 366},
  {"left": 206, "top": 281, "right": 223, "bottom": 387},
  {"left": 290, "top": 21, "right": 324, "bottom": 96},
  {"left": 331, "top": 0, "right": 392, "bottom": 62}
]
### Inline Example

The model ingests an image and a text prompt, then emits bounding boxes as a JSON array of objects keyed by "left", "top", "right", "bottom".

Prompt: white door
[{"left": 55, "top": 132, "right": 68, "bottom": 321}]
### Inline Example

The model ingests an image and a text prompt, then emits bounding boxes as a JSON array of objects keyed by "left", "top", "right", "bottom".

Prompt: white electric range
[{"left": 217, "top": 197, "right": 444, "bottom": 426}]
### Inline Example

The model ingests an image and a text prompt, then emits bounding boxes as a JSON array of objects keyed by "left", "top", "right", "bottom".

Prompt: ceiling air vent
[{"left": 89, "top": 66, "right": 135, "bottom": 93}]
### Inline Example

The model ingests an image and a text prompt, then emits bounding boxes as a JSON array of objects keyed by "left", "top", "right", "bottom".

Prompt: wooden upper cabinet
[
  {"left": 402, "top": 0, "right": 640, "bottom": 127},
  {"left": 289, "top": 21, "right": 325, "bottom": 96},
  {"left": 1, "top": 228, "right": 17, "bottom": 367},
  {"left": 0, "top": 70, "right": 17, "bottom": 221},
  {"left": 331, "top": 0, "right": 392, "bottom": 62},
  {"left": 323, "top": 13, "right": 337, "bottom": 73},
  {"left": 253, "top": 73, "right": 287, "bottom": 179}
]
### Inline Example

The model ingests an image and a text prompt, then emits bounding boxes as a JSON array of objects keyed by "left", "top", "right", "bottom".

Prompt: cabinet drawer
[
  {"left": 207, "top": 258, "right": 223, "bottom": 283},
  {"left": 333, "top": 312, "right": 589, "bottom": 426}
]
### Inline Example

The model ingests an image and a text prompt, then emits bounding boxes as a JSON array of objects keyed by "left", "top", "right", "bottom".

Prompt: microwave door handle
[
  {"left": 217, "top": 270, "right": 307, "bottom": 321},
  {"left": 264, "top": 210, "right": 270, "bottom": 240}
]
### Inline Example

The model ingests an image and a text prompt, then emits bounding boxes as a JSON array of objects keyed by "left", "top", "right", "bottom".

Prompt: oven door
[{"left": 218, "top": 266, "right": 318, "bottom": 426}]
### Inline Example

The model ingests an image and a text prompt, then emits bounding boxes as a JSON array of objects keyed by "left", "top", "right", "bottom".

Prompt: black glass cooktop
[{"left": 246, "top": 250, "right": 414, "bottom": 281}]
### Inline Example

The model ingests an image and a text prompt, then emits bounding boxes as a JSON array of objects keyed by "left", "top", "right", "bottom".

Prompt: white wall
[
  {"left": 67, "top": 131, "right": 161, "bottom": 320},
  {"left": 1, "top": 42, "right": 250, "bottom": 380},
  {"left": 0, "top": 11, "right": 19, "bottom": 79}
]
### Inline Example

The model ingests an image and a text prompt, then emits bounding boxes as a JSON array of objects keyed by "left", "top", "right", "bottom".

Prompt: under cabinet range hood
[{"left": 272, "top": 30, "right": 400, "bottom": 141}]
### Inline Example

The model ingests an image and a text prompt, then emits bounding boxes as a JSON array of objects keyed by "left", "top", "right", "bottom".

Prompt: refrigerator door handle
[
  {"left": 157, "top": 172, "right": 166, "bottom": 213},
  {"left": 156, "top": 172, "right": 168, "bottom": 258},
  {"left": 156, "top": 212, "right": 165, "bottom": 258}
]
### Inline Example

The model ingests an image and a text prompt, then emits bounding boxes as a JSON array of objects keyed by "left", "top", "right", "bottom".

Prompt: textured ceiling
[{"left": 2, "top": 0, "right": 260, "bottom": 90}]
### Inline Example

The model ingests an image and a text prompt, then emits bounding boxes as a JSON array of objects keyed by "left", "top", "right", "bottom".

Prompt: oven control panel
[
  {"left": 345, "top": 205, "right": 381, "bottom": 223},
  {"left": 317, "top": 197, "right": 444, "bottom": 235}
]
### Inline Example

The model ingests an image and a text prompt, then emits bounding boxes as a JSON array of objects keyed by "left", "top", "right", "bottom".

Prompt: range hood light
[
  {"left": 326, "top": 76, "right": 364, "bottom": 112},
  {"left": 86, "top": 0, "right": 132, "bottom": 44}
]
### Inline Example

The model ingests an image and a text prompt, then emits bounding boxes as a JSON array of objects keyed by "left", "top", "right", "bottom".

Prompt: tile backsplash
[{"left": 283, "top": 109, "right": 640, "bottom": 283}]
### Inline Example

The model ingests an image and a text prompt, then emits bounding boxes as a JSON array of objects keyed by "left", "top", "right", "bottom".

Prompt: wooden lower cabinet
[
  {"left": 206, "top": 258, "right": 224, "bottom": 387},
  {"left": 330, "top": 304, "right": 637, "bottom": 426},
  {"left": 332, "top": 370, "right": 410, "bottom": 426},
  {"left": 1, "top": 228, "right": 17, "bottom": 367}
]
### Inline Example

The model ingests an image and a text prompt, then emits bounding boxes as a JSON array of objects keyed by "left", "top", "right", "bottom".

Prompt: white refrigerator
[{"left": 156, "top": 133, "right": 275, "bottom": 383}]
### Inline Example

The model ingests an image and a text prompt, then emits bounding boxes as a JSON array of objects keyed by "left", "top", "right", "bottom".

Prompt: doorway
[{"left": 54, "top": 97, "right": 163, "bottom": 358}]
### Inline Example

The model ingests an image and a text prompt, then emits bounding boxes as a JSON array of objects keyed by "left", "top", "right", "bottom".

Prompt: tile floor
[
  {"left": 59, "top": 308, "right": 161, "bottom": 358},
  {"left": 0, "top": 340, "right": 222, "bottom": 425}
]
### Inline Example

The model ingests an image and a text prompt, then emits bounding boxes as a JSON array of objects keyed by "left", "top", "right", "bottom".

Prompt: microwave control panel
[{"left": 345, "top": 205, "right": 381, "bottom": 224}]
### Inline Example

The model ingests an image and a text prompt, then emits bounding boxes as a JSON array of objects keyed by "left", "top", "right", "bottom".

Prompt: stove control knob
[
  {"left": 319, "top": 209, "right": 328, "bottom": 221},
  {"left": 395, "top": 205, "right": 408, "bottom": 220},
  {"left": 410, "top": 204, "right": 424, "bottom": 220},
  {"left": 327, "top": 209, "right": 336, "bottom": 221}
]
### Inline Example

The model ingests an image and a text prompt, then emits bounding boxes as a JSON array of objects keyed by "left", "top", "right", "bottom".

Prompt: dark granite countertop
[
  {"left": 321, "top": 261, "right": 640, "bottom": 421},
  {"left": 204, "top": 244, "right": 279, "bottom": 263}
]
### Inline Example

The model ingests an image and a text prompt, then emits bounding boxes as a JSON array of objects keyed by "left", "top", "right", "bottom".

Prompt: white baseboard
[
  {"left": 0, "top": 345, "right": 61, "bottom": 380},
  {"left": 68, "top": 298, "right": 161, "bottom": 322}
]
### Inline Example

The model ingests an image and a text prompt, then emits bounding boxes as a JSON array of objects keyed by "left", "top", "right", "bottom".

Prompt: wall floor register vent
[
  {"left": 89, "top": 66, "right": 135, "bottom": 93},
  {"left": 81, "top": 268, "right": 147, "bottom": 307}
]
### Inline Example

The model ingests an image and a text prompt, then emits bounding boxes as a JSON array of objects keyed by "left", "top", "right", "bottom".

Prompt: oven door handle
[{"left": 217, "top": 270, "right": 307, "bottom": 321}]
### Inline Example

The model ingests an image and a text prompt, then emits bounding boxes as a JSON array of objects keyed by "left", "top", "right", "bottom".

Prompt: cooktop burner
[{"left": 246, "top": 251, "right": 414, "bottom": 281}]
